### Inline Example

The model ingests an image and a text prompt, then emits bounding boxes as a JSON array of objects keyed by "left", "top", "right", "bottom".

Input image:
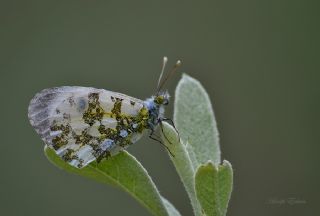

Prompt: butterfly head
[{"left": 154, "top": 91, "right": 170, "bottom": 106}]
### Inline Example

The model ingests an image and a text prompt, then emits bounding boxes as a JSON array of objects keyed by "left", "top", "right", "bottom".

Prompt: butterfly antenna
[
  {"left": 156, "top": 56, "right": 168, "bottom": 92},
  {"left": 157, "top": 59, "right": 182, "bottom": 93}
]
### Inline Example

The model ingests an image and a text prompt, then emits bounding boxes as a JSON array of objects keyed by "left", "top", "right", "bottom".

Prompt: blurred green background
[{"left": 1, "top": 1, "right": 319, "bottom": 215}]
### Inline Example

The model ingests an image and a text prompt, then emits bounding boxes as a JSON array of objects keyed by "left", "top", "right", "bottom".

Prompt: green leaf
[
  {"left": 195, "top": 161, "right": 233, "bottom": 216},
  {"left": 161, "top": 197, "right": 181, "bottom": 216},
  {"left": 174, "top": 74, "right": 220, "bottom": 165},
  {"left": 161, "top": 122, "right": 202, "bottom": 216},
  {"left": 44, "top": 146, "right": 180, "bottom": 216},
  {"left": 166, "top": 74, "right": 233, "bottom": 216}
]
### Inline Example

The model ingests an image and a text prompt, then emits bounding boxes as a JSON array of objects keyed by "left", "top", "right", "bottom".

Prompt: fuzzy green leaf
[
  {"left": 161, "top": 122, "right": 202, "bottom": 216},
  {"left": 195, "top": 161, "right": 233, "bottom": 216},
  {"left": 174, "top": 74, "right": 220, "bottom": 165},
  {"left": 161, "top": 197, "right": 181, "bottom": 216},
  {"left": 44, "top": 146, "right": 180, "bottom": 216}
]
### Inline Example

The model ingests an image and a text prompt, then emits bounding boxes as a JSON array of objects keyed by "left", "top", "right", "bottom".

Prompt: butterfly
[{"left": 28, "top": 57, "right": 181, "bottom": 168}]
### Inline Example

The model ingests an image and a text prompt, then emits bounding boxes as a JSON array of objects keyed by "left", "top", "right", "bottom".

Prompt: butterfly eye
[{"left": 163, "top": 99, "right": 169, "bottom": 105}]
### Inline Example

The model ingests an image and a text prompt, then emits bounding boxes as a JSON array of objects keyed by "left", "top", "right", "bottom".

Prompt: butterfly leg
[
  {"left": 161, "top": 118, "right": 181, "bottom": 142},
  {"left": 159, "top": 122, "right": 174, "bottom": 145},
  {"left": 149, "top": 129, "right": 175, "bottom": 157}
]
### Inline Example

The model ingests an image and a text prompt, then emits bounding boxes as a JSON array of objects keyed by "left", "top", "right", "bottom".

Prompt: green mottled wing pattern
[{"left": 28, "top": 86, "right": 149, "bottom": 168}]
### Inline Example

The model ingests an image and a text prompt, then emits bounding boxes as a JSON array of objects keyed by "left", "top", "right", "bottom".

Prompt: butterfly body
[{"left": 28, "top": 86, "right": 169, "bottom": 168}]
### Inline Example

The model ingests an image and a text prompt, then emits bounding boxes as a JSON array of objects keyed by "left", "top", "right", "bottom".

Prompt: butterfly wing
[{"left": 28, "top": 86, "right": 146, "bottom": 168}]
